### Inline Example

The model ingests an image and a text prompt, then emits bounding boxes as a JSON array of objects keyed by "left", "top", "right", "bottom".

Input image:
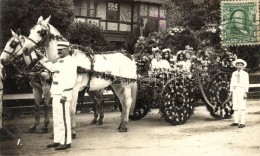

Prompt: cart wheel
[
  {"left": 129, "top": 85, "right": 150, "bottom": 121},
  {"left": 161, "top": 77, "right": 195, "bottom": 125},
  {"left": 129, "top": 96, "right": 150, "bottom": 121},
  {"left": 206, "top": 72, "right": 233, "bottom": 119}
]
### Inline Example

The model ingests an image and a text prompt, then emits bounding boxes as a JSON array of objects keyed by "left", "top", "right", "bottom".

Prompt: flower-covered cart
[
  {"left": 129, "top": 51, "right": 236, "bottom": 125},
  {"left": 129, "top": 27, "right": 236, "bottom": 125}
]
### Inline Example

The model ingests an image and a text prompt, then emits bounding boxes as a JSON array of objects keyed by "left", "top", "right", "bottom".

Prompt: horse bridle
[
  {"left": 27, "top": 22, "right": 50, "bottom": 48},
  {"left": 2, "top": 36, "right": 24, "bottom": 60},
  {"left": 3, "top": 36, "right": 43, "bottom": 75}
]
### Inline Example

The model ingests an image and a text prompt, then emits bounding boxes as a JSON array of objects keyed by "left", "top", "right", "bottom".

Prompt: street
[{"left": 0, "top": 99, "right": 260, "bottom": 156}]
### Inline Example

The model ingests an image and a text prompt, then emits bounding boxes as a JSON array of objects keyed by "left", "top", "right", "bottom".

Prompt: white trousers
[
  {"left": 232, "top": 87, "right": 247, "bottom": 124},
  {"left": 52, "top": 95, "right": 71, "bottom": 145}
]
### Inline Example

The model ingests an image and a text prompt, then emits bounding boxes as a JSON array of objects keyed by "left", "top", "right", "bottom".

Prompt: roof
[
  {"left": 106, "top": 0, "right": 165, "bottom": 4},
  {"left": 133, "top": 0, "right": 165, "bottom": 4}
]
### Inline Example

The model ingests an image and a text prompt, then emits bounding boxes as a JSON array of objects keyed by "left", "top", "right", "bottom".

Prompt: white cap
[{"left": 57, "top": 41, "right": 70, "bottom": 50}]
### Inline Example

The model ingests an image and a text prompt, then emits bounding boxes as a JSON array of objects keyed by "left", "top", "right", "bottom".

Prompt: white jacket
[
  {"left": 150, "top": 59, "right": 170, "bottom": 70},
  {"left": 40, "top": 55, "right": 77, "bottom": 99},
  {"left": 230, "top": 70, "right": 249, "bottom": 92}
]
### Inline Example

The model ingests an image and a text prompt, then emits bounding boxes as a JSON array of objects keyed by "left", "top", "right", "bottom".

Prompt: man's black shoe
[
  {"left": 55, "top": 144, "right": 71, "bottom": 150},
  {"left": 47, "top": 143, "right": 60, "bottom": 148},
  {"left": 230, "top": 123, "right": 239, "bottom": 126},
  {"left": 238, "top": 124, "right": 246, "bottom": 128}
]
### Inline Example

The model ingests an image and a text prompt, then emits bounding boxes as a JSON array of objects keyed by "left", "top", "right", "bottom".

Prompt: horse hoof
[
  {"left": 72, "top": 133, "right": 76, "bottom": 139},
  {"left": 40, "top": 127, "right": 48, "bottom": 133},
  {"left": 90, "top": 121, "right": 97, "bottom": 125},
  {"left": 118, "top": 127, "right": 127, "bottom": 132},
  {"left": 49, "top": 133, "right": 54, "bottom": 139},
  {"left": 28, "top": 126, "right": 37, "bottom": 133},
  {"left": 117, "top": 123, "right": 122, "bottom": 130},
  {"left": 97, "top": 120, "right": 103, "bottom": 125}
]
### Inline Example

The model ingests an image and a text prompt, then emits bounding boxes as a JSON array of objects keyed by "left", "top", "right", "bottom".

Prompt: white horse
[
  {"left": 1, "top": 29, "right": 114, "bottom": 137},
  {"left": 22, "top": 16, "right": 138, "bottom": 132},
  {"left": 0, "top": 29, "right": 52, "bottom": 133}
]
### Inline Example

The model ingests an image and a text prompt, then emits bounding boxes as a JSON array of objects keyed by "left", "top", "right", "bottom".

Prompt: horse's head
[
  {"left": 1, "top": 29, "right": 25, "bottom": 65},
  {"left": 22, "top": 16, "right": 51, "bottom": 56}
]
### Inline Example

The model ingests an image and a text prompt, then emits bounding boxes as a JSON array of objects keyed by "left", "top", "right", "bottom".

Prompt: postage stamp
[{"left": 221, "top": 0, "right": 260, "bottom": 46}]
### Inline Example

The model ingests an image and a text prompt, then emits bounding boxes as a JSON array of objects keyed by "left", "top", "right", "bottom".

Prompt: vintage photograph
[{"left": 0, "top": 0, "right": 260, "bottom": 155}]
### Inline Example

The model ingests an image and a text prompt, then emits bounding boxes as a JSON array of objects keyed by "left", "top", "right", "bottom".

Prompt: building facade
[{"left": 73, "top": 0, "right": 166, "bottom": 49}]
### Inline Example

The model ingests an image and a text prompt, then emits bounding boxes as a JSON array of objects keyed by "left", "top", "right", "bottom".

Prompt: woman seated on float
[
  {"left": 175, "top": 50, "right": 187, "bottom": 70},
  {"left": 150, "top": 47, "right": 171, "bottom": 72},
  {"left": 162, "top": 48, "right": 171, "bottom": 62},
  {"left": 184, "top": 45, "right": 194, "bottom": 71}
]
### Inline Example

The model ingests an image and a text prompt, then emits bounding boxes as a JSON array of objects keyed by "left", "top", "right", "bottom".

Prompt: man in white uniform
[
  {"left": 40, "top": 41, "right": 77, "bottom": 150},
  {"left": 229, "top": 59, "right": 249, "bottom": 128}
]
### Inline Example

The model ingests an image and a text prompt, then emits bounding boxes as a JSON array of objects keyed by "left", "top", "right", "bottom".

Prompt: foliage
[
  {"left": 162, "top": 0, "right": 259, "bottom": 72},
  {"left": 134, "top": 27, "right": 197, "bottom": 55},
  {"left": 0, "top": 0, "right": 75, "bottom": 49},
  {"left": 67, "top": 22, "right": 108, "bottom": 52}
]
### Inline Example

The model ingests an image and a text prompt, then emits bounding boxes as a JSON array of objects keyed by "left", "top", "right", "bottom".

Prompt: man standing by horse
[{"left": 39, "top": 41, "right": 77, "bottom": 150}]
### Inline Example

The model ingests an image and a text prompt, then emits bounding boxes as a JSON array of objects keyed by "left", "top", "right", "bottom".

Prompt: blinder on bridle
[
  {"left": 9, "top": 39, "right": 20, "bottom": 49},
  {"left": 38, "top": 29, "right": 47, "bottom": 37},
  {"left": 2, "top": 36, "right": 23, "bottom": 60}
]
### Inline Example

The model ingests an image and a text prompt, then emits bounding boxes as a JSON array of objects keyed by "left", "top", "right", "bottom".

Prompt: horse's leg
[
  {"left": 29, "top": 85, "right": 43, "bottom": 133},
  {"left": 40, "top": 83, "right": 51, "bottom": 133},
  {"left": 70, "top": 83, "right": 80, "bottom": 139},
  {"left": 112, "top": 85, "right": 132, "bottom": 132},
  {"left": 130, "top": 82, "right": 138, "bottom": 116},
  {"left": 96, "top": 89, "right": 104, "bottom": 125},
  {"left": 88, "top": 91, "right": 98, "bottom": 125}
]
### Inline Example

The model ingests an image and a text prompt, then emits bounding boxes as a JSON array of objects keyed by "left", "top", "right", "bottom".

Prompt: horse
[
  {"left": 1, "top": 30, "right": 107, "bottom": 138},
  {"left": 0, "top": 29, "right": 52, "bottom": 133},
  {"left": 22, "top": 16, "right": 138, "bottom": 132}
]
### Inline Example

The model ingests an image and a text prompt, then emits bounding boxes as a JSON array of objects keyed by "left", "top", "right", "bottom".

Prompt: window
[{"left": 107, "top": 2, "right": 119, "bottom": 20}]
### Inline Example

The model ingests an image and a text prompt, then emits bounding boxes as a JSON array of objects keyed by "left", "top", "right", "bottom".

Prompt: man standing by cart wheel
[{"left": 39, "top": 41, "right": 77, "bottom": 150}]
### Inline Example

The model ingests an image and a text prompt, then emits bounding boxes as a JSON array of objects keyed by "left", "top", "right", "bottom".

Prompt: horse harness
[{"left": 77, "top": 53, "right": 136, "bottom": 92}]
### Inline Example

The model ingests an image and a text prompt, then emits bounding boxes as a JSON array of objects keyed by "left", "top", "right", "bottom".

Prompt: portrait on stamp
[{"left": 221, "top": 0, "right": 259, "bottom": 46}]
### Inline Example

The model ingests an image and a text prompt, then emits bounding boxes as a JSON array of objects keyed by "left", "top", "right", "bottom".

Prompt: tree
[
  {"left": 0, "top": 0, "right": 75, "bottom": 49},
  {"left": 163, "top": 0, "right": 260, "bottom": 72},
  {"left": 67, "top": 22, "right": 108, "bottom": 52}
]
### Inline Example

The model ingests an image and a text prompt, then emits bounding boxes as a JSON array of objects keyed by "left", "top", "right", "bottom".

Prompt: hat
[
  {"left": 162, "top": 48, "right": 171, "bottom": 53},
  {"left": 232, "top": 59, "right": 247, "bottom": 67},
  {"left": 185, "top": 45, "right": 193, "bottom": 51},
  {"left": 176, "top": 50, "right": 185, "bottom": 56},
  {"left": 57, "top": 41, "right": 70, "bottom": 50},
  {"left": 152, "top": 47, "right": 160, "bottom": 53}
]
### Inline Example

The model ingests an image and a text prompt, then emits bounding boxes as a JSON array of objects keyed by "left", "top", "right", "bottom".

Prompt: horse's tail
[{"left": 130, "top": 81, "right": 138, "bottom": 115}]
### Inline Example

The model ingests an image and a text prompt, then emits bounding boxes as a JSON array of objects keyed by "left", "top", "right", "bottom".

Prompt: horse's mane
[{"left": 47, "top": 24, "right": 67, "bottom": 42}]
